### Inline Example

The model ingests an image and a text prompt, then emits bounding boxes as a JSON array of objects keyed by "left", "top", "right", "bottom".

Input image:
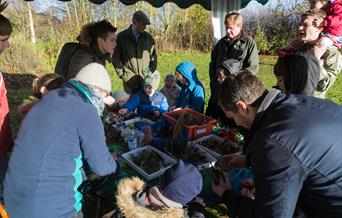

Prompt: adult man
[
  {"left": 113, "top": 10, "right": 157, "bottom": 94},
  {"left": 206, "top": 11, "right": 259, "bottom": 117},
  {"left": 280, "top": 9, "right": 342, "bottom": 98},
  {"left": 4, "top": 63, "right": 118, "bottom": 218},
  {"left": 212, "top": 71, "right": 342, "bottom": 218}
]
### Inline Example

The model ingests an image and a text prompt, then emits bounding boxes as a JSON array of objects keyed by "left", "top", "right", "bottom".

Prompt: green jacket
[
  {"left": 112, "top": 25, "right": 157, "bottom": 93},
  {"left": 209, "top": 31, "right": 259, "bottom": 92}
]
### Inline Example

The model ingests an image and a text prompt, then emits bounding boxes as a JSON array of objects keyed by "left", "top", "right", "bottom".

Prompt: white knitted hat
[{"left": 74, "top": 63, "right": 112, "bottom": 93}]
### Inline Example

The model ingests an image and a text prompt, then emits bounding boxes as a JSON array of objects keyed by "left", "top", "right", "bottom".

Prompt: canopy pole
[{"left": 211, "top": 0, "right": 241, "bottom": 45}]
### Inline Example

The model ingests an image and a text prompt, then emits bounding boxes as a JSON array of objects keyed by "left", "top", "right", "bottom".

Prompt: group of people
[{"left": 0, "top": 0, "right": 341, "bottom": 217}]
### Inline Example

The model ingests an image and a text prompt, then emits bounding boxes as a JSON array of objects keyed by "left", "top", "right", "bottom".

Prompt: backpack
[{"left": 54, "top": 42, "right": 82, "bottom": 78}]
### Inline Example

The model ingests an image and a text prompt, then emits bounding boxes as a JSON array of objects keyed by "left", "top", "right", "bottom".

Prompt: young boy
[
  {"left": 160, "top": 74, "right": 181, "bottom": 107},
  {"left": 119, "top": 72, "right": 168, "bottom": 118},
  {"left": 172, "top": 61, "right": 205, "bottom": 113},
  {"left": 309, "top": 0, "right": 342, "bottom": 58}
]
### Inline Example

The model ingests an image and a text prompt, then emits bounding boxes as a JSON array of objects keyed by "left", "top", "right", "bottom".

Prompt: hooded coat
[
  {"left": 116, "top": 177, "right": 185, "bottom": 218},
  {"left": 274, "top": 52, "right": 320, "bottom": 96},
  {"left": 174, "top": 62, "right": 205, "bottom": 113}
]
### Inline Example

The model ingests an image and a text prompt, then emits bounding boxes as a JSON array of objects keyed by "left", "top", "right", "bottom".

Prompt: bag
[{"left": 54, "top": 42, "right": 81, "bottom": 78}]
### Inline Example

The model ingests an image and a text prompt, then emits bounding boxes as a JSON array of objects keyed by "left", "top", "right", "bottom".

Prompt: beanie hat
[
  {"left": 132, "top": 10, "right": 151, "bottom": 25},
  {"left": 112, "top": 90, "right": 129, "bottom": 102},
  {"left": 160, "top": 160, "right": 203, "bottom": 206},
  {"left": 74, "top": 63, "right": 112, "bottom": 93},
  {"left": 144, "top": 71, "right": 160, "bottom": 90},
  {"left": 219, "top": 59, "right": 240, "bottom": 76}
]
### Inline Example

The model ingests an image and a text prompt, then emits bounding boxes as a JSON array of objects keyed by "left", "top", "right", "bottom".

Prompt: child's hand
[
  {"left": 241, "top": 179, "right": 255, "bottom": 199},
  {"left": 153, "top": 109, "right": 160, "bottom": 117},
  {"left": 118, "top": 108, "right": 128, "bottom": 115}
]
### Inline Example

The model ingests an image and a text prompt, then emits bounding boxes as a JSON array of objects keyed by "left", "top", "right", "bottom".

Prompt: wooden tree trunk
[
  {"left": 72, "top": 0, "right": 80, "bottom": 31},
  {"left": 27, "top": 2, "right": 36, "bottom": 44},
  {"left": 113, "top": 0, "right": 117, "bottom": 27}
]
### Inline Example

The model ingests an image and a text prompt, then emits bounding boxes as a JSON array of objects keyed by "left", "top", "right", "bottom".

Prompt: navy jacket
[
  {"left": 4, "top": 84, "right": 117, "bottom": 218},
  {"left": 223, "top": 92, "right": 342, "bottom": 218},
  {"left": 175, "top": 62, "right": 205, "bottom": 113}
]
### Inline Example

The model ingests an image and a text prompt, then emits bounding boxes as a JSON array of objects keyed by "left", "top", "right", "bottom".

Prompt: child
[
  {"left": 18, "top": 74, "right": 65, "bottom": 118},
  {"left": 172, "top": 61, "right": 205, "bottom": 113},
  {"left": 160, "top": 74, "right": 181, "bottom": 107},
  {"left": 115, "top": 160, "right": 205, "bottom": 218},
  {"left": 119, "top": 71, "right": 168, "bottom": 118},
  {"left": 309, "top": 0, "right": 342, "bottom": 58},
  {"left": 107, "top": 90, "right": 129, "bottom": 113},
  {"left": 274, "top": 52, "right": 320, "bottom": 96}
]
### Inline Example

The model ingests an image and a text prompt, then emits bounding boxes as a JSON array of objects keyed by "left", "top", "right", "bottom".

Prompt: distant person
[
  {"left": 119, "top": 72, "right": 168, "bottom": 118},
  {"left": 4, "top": 63, "right": 118, "bottom": 218},
  {"left": 172, "top": 61, "right": 205, "bottom": 113},
  {"left": 277, "top": 9, "right": 342, "bottom": 98},
  {"left": 206, "top": 11, "right": 259, "bottom": 117},
  {"left": 56, "top": 20, "right": 117, "bottom": 79},
  {"left": 160, "top": 74, "right": 181, "bottom": 107},
  {"left": 18, "top": 74, "right": 65, "bottom": 118},
  {"left": 212, "top": 71, "right": 342, "bottom": 218},
  {"left": 274, "top": 52, "right": 320, "bottom": 96},
  {"left": 308, "top": 0, "right": 342, "bottom": 59},
  {"left": 112, "top": 10, "right": 157, "bottom": 94},
  {"left": 0, "top": 0, "right": 13, "bottom": 203}
]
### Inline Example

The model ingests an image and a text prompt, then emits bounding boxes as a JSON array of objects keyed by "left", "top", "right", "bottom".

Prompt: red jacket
[
  {"left": 0, "top": 72, "right": 13, "bottom": 155},
  {"left": 323, "top": 0, "right": 342, "bottom": 36}
]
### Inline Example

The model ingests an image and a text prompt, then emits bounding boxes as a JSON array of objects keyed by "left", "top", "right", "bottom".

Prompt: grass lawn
[{"left": 5, "top": 52, "right": 342, "bottom": 135}]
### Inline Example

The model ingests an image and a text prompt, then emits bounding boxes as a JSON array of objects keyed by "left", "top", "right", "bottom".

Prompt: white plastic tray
[
  {"left": 194, "top": 134, "right": 239, "bottom": 159},
  {"left": 187, "top": 143, "right": 217, "bottom": 170},
  {"left": 112, "top": 117, "right": 154, "bottom": 128},
  {"left": 121, "top": 146, "right": 177, "bottom": 181}
]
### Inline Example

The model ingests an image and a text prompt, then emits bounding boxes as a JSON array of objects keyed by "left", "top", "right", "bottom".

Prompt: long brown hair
[{"left": 32, "top": 74, "right": 65, "bottom": 99}]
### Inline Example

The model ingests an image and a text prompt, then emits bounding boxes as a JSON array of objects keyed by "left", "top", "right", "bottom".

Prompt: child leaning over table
[
  {"left": 160, "top": 74, "right": 181, "bottom": 107},
  {"left": 105, "top": 160, "right": 206, "bottom": 218},
  {"left": 119, "top": 71, "right": 168, "bottom": 118}
]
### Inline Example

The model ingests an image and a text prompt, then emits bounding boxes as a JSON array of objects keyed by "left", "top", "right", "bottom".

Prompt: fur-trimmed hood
[{"left": 116, "top": 177, "right": 185, "bottom": 218}]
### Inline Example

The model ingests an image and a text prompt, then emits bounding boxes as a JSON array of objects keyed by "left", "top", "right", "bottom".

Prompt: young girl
[
  {"left": 160, "top": 74, "right": 181, "bottom": 107},
  {"left": 18, "top": 74, "right": 65, "bottom": 118}
]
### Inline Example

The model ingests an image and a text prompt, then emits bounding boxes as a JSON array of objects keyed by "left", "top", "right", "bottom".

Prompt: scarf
[{"left": 68, "top": 80, "right": 105, "bottom": 116}]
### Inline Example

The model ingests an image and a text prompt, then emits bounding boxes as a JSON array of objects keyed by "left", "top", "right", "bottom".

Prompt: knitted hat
[
  {"left": 133, "top": 10, "right": 151, "bottom": 25},
  {"left": 74, "top": 63, "right": 112, "bottom": 93},
  {"left": 112, "top": 90, "right": 129, "bottom": 102},
  {"left": 219, "top": 59, "right": 240, "bottom": 76},
  {"left": 144, "top": 71, "right": 160, "bottom": 90},
  {"left": 160, "top": 160, "right": 203, "bottom": 206}
]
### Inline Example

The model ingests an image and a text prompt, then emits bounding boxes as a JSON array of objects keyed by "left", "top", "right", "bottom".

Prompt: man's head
[
  {"left": 225, "top": 11, "right": 243, "bottom": 39},
  {"left": 132, "top": 10, "right": 150, "bottom": 33},
  {"left": 308, "top": 0, "right": 327, "bottom": 9},
  {"left": 0, "top": 1, "right": 12, "bottom": 55},
  {"left": 87, "top": 20, "right": 117, "bottom": 55},
  {"left": 218, "top": 71, "right": 267, "bottom": 130},
  {"left": 298, "top": 9, "right": 326, "bottom": 43}
]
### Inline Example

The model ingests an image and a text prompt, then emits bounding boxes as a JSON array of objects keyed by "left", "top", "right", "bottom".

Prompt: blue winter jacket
[
  {"left": 123, "top": 90, "right": 168, "bottom": 117},
  {"left": 4, "top": 84, "right": 117, "bottom": 218},
  {"left": 222, "top": 92, "right": 342, "bottom": 218},
  {"left": 174, "top": 62, "right": 205, "bottom": 113}
]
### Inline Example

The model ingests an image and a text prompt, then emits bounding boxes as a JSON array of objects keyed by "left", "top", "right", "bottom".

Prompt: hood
[
  {"left": 116, "top": 177, "right": 184, "bottom": 218},
  {"left": 176, "top": 61, "right": 200, "bottom": 91}
]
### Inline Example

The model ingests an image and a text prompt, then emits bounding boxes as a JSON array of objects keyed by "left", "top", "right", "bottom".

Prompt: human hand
[
  {"left": 241, "top": 179, "right": 255, "bottom": 199},
  {"left": 211, "top": 176, "right": 231, "bottom": 198},
  {"left": 118, "top": 108, "right": 128, "bottom": 115},
  {"left": 153, "top": 109, "right": 160, "bottom": 117},
  {"left": 222, "top": 154, "right": 247, "bottom": 169}
]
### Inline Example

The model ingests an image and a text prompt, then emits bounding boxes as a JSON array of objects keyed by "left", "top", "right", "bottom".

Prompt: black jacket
[{"left": 222, "top": 92, "right": 342, "bottom": 218}]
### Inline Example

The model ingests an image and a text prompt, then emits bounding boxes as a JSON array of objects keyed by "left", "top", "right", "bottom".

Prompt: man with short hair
[
  {"left": 113, "top": 10, "right": 157, "bottom": 94},
  {"left": 280, "top": 9, "right": 342, "bottom": 98},
  {"left": 206, "top": 11, "right": 259, "bottom": 117},
  {"left": 212, "top": 71, "right": 342, "bottom": 218}
]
